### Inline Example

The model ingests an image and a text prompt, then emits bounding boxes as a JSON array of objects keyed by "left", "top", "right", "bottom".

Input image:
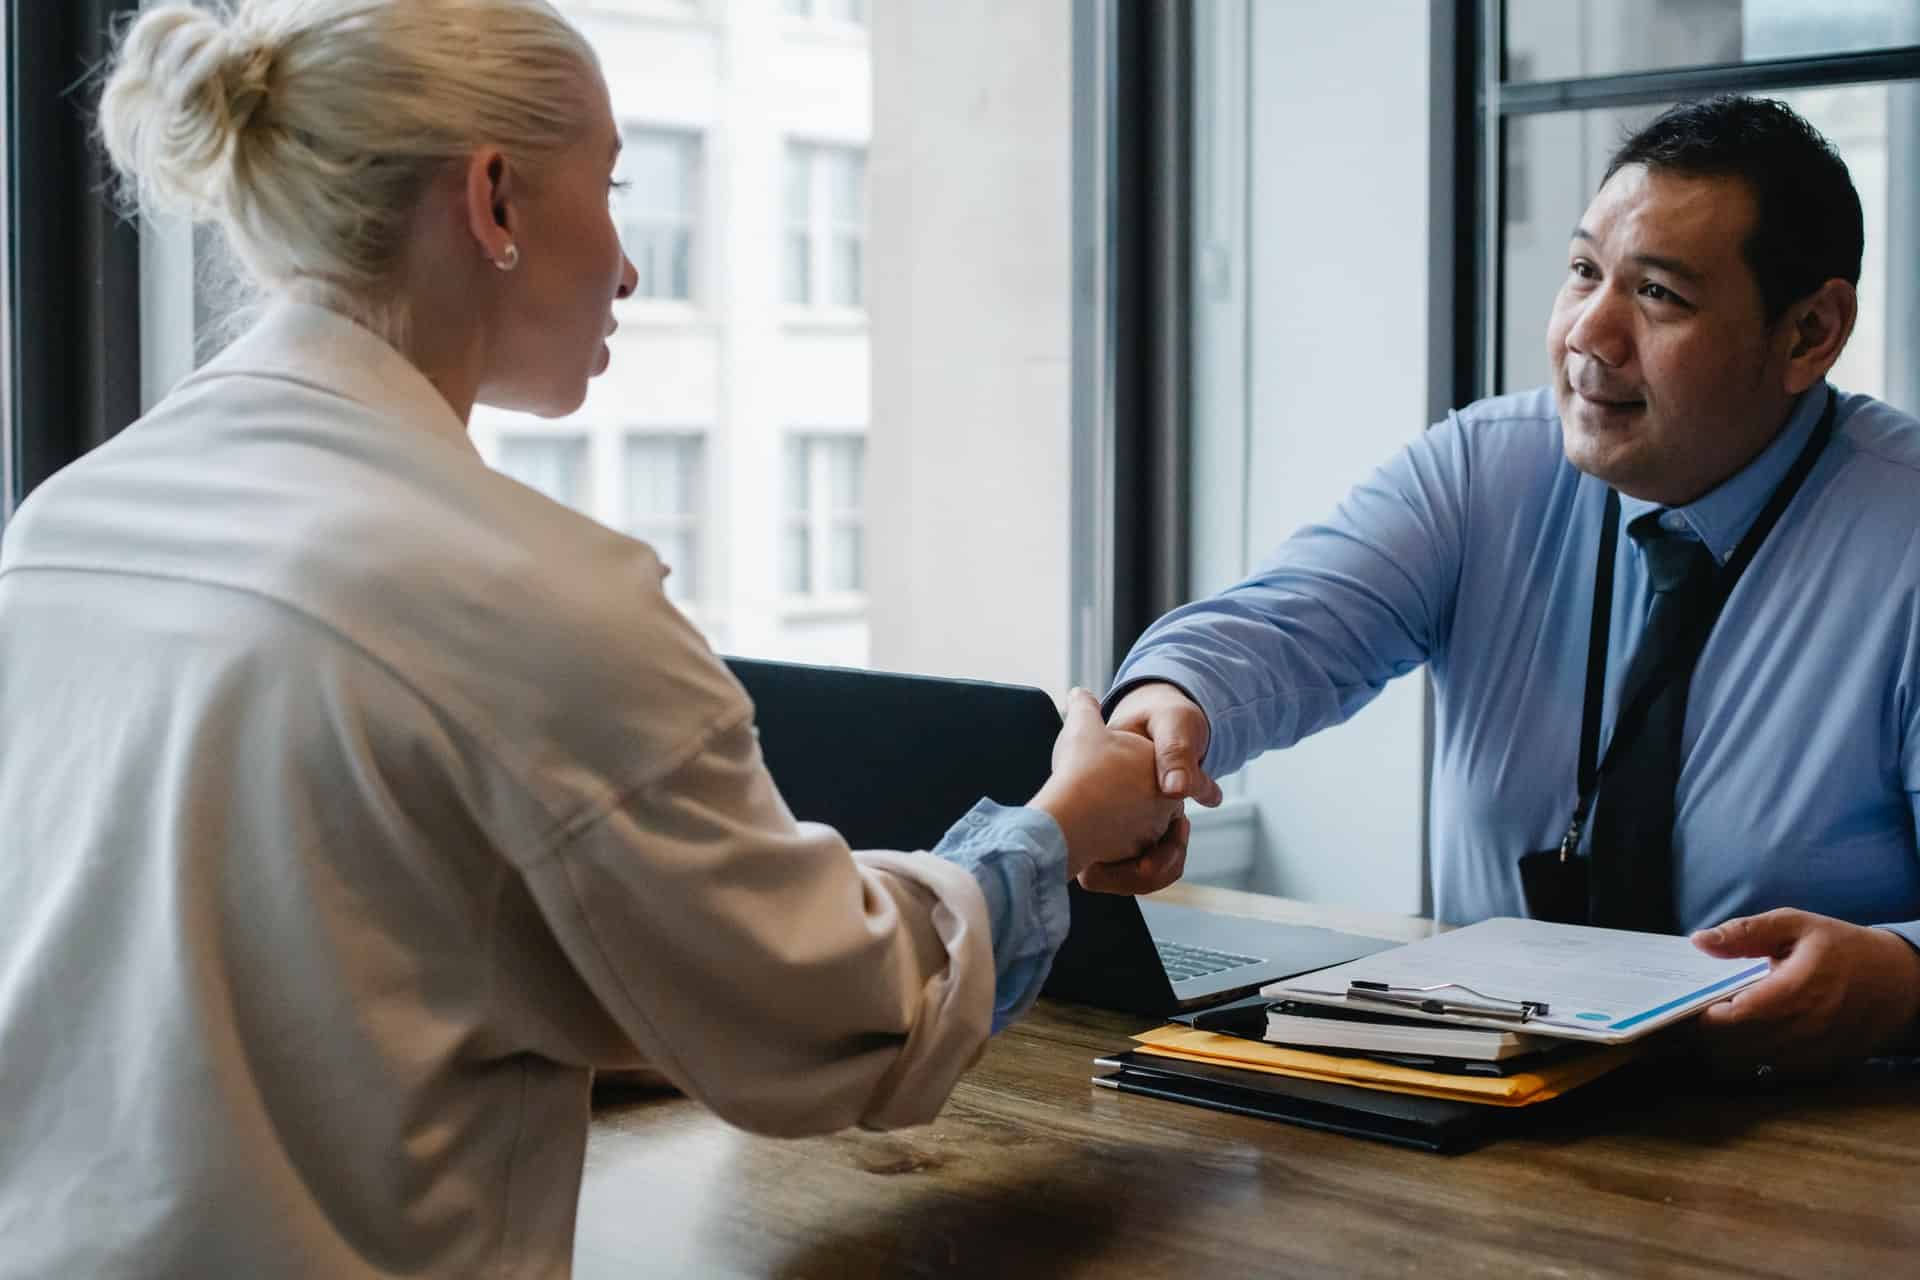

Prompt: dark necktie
[{"left": 1587, "top": 511, "right": 1718, "bottom": 933}]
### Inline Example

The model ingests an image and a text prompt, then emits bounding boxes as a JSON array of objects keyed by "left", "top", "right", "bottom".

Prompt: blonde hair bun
[
  {"left": 95, "top": 1, "right": 596, "bottom": 308},
  {"left": 98, "top": 4, "right": 275, "bottom": 218}
]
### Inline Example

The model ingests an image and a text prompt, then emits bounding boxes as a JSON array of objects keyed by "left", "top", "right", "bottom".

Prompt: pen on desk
[{"left": 1346, "top": 979, "right": 1550, "bottom": 1023}]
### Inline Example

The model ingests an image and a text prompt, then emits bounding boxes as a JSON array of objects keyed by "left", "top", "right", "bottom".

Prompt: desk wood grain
[{"left": 576, "top": 890, "right": 1920, "bottom": 1278}]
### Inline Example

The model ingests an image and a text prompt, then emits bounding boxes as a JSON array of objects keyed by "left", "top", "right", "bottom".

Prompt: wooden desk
[{"left": 576, "top": 886, "right": 1920, "bottom": 1277}]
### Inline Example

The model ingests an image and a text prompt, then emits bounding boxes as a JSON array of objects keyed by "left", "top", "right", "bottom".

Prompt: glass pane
[
  {"left": 1506, "top": 1, "right": 1920, "bottom": 82},
  {"left": 466, "top": 5, "right": 1069, "bottom": 680},
  {"left": 782, "top": 525, "right": 811, "bottom": 594},
  {"left": 619, "top": 130, "right": 692, "bottom": 219},
  {"left": 669, "top": 227, "right": 692, "bottom": 299},
  {"left": 625, "top": 434, "right": 698, "bottom": 517},
  {"left": 830, "top": 236, "right": 862, "bottom": 308},
  {"left": 782, "top": 231, "right": 811, "bottom": 304},
  {"left": 825, "top": 436, "right": 862, "bottom": 510},
  {"left": 654, "top": 528, "right": 696, "bottom": 602},
  {"left": 829, "top": 524, "right": 862, "bottom": 592},
  {"left": 1498, "top": 84, "right": 1915, "bottom": 416},
  {"left": 829, "top": 150, "right": 865, "bottom": 226},
  {"left": 783, "top": 436, "right": 811, "bottom": 512},
  {"left": 496, "top": 436, "right": 589, "bottom": 507},
  {"left": 785, "top": 147, "right": 811, "bottom": 223}
]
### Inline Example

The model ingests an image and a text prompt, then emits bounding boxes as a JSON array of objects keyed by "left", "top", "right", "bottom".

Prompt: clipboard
[{"left": 1261, "top": 916, "right": 1769, "bottom": 1045}]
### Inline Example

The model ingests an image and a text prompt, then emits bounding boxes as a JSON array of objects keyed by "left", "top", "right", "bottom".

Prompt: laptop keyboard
[{"left": 1154, "top": 938, "right": 1264, "bottom": 982}]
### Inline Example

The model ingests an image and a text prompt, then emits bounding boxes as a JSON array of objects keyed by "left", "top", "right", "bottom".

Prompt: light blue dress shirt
[
  {"left": 932, "top": 800, "right": 1071, "bottom": 1031},
  {"left": 1114, "top": 383, "right": 1920, "bottom": 947}
]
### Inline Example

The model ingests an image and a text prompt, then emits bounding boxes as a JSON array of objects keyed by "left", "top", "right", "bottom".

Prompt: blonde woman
[{"left": 0, "top": 2, "right": 1186, "bottom": 1274}]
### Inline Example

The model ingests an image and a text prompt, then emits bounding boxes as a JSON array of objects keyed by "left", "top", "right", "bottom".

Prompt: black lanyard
[{"left": 1557, "top": 387, "right": 1839, "bottom": 859}]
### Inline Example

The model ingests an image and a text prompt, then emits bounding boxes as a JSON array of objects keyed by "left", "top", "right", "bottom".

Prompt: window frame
[
  {"left": 615, "top": 124, "right": 702, "bottom": 307},
  {"left": 781, "top": 140, "right": 867, "bottom": 314},
  {"left": 779, "top": 428, "right": 865, "bottom": 610},
  {"left": 5, "top": 0, "right": 145, "bottom": 520},
  {"left": 1464, "top": 1, "right": 1920, "bottom": 401}
]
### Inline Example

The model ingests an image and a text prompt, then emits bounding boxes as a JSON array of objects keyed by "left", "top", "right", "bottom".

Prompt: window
[
  {"left": 781, "top": 0, "right": 866, "bottom": 27},
  {"left": 616, "top": 128, "right": 699, "bottom": 302},
  {"left": 1507, "top": 0, "right": 1917, "bottom": 80},
  {"left": 1489, "top": 7, "right": 1920, "bottom": 415},
  {"left": 782, "top": 143, "right": 865, "bottom": 309},
  {"left": 781, "top": 433, "right": 863, "bottom": 599},
  {"left": 495, "top": 435, "right": 590, "bottom": 509},
  {"left": 624, "top": 432, "right": 704, "bottom": 603},
  {"left": 138, "top": 3, "right": 1078, "bottom": 690}
]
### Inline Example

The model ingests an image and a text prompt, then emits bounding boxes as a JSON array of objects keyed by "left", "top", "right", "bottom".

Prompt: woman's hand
[{"left": 1029, "top": 688, "right": 1189, "bottom": 895}]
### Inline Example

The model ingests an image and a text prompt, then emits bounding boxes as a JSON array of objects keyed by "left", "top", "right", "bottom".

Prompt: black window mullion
[
  {"left": 1501, "top": 45, "right": 1920, "bottom": 116},
  {"left": 6, "top": 0, "right": 143, "bottom": 513}
]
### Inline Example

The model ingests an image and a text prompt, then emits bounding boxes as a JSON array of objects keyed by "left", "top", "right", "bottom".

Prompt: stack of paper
[
  {"left": 1130, "top": 1024, "right": 1631, "bottom": 1107},
  {"left": 1093, "top": 917, "right": 1770, "bottom": 1146},
  {"left": 1262, "top": 999, "right": 1553, "bottom": 1061}
]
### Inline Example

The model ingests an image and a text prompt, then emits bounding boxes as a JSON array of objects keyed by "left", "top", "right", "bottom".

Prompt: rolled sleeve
[{"left": 932, "top": 799, "right": 1072, "bottom": 1032}]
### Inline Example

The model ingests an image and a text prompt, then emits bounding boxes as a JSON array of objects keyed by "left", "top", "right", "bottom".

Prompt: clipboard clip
[{"left": 1346, "top": 979, "right": 1550, "bottom": 1023}]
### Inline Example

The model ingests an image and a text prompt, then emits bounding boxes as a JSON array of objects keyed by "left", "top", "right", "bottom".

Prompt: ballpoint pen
[{"left": 1345, "top": 979, "right": 1550, "bottom": 1023}]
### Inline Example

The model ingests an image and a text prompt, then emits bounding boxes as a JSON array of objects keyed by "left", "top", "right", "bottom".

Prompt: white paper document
[{"left": 1262, "top": 916, "right": 1770, "bottom": 1044}]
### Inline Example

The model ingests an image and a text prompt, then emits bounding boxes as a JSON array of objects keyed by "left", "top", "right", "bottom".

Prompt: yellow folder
[{"left": 1132, "top": 1024, "right": 1637, "bottom": 1107}]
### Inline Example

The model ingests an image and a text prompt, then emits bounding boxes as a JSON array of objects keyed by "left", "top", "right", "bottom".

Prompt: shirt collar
[
  {"left": 185, "top": 299, "right": 477, "bottom": 454},
  {"left": 1615, "top": 383, "right": 1828, "bottom": 564}
]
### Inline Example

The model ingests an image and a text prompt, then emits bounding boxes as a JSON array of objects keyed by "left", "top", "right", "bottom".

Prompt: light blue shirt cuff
[
  {"left": 1877, "top": 922, "right": 1920, "bottom": 955},
  {"left": 932, "top": 798, "right": 1072, "bottom": 1033}
]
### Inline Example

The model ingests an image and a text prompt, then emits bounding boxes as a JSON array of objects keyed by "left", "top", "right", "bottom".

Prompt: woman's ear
[
  {"left": 1780, "top": 278, "right": 1858, "bottom": 396},
  {"left": 463, "top": 148, "right": 518, "bottom": 269}
]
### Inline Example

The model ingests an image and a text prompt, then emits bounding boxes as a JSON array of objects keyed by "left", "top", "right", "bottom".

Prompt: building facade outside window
[
  {"left": 616, "top": 127, "right": 699, "bottom": 303},
  {"left": 783, "top": 143, "right": 866, "bottom": 309}
]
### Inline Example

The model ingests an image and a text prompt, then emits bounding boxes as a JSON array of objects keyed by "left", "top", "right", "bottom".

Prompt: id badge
[{"left": 1518, "top": 847, "right": 1590, "bottom": 925}]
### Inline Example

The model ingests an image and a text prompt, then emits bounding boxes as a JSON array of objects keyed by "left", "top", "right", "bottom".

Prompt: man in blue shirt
[{"left": 1108, "top": 95, "right": 1920, "bottom": 1078}]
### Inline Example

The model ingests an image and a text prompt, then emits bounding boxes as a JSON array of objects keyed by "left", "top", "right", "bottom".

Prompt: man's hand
[
  {"left": 1029, "top": 688, "right": 1188, "bottom": 896},
  {"left": 1106, "top": 681, "right": 1225, "bottom": 807},
  {"left": 1687, "top": 909, "right": 1920, "bottom": 1079}
]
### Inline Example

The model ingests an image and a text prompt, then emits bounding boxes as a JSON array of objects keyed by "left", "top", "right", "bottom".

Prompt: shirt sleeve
[
  {"left": 929, "top": 800, "right": 1072, "bottom": 1032},
  {"left": 1109, "top": 414, "right": 1472, "bottom": 778},
  {"left": 513, "top": 709, "right": 1021, "bottom": 1137}
]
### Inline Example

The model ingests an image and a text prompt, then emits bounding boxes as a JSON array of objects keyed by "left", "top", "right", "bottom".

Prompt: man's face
[{"left": 1546, "top": 165, "right": 1796, "bottom": 506}]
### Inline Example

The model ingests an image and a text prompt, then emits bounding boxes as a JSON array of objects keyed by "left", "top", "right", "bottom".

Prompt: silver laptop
[{"left": 725, "top": 657, "right": 1393, "bottom": 1017}]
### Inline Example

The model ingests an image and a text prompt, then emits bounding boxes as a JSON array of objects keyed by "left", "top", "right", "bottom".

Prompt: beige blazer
[{"left": 0, "top": 302, "right": 994, "bottom": 1278}]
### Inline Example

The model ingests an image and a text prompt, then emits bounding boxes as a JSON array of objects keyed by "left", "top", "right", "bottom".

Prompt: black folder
[{"left": 1092, "top": 1049, "right": 1499, "bottom": 1154}]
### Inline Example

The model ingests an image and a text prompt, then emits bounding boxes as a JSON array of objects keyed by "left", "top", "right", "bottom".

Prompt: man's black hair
[{"left": 1603, "top": 94, "right": 1862, "bottom": 323}]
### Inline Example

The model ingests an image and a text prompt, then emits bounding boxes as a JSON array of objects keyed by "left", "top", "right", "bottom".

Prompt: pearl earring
[{"left": 494, "top": 243, "right": 520, "bottom": 272}]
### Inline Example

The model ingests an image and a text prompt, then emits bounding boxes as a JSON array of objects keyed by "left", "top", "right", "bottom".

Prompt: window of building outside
[
  {"left": 1505, "top": 0, "right": 1918, "bottom": 78},
  {"left": 782, "top": 0, "right": 867, "bottom": 26},
  {"left": 783, "top": 143, "right": 865, "bottom": 309},
  {"left": 781, "top": 432, "right": 863, "bottom": 599},
  {"left": 495, "top": 434, "right": 591, "bottom": 508},
  {"left": 616, "top": 128, "right": 699, "bottom": 302},
  {"left": 625, "top": 432, "right": 705, "bottom": 603}
]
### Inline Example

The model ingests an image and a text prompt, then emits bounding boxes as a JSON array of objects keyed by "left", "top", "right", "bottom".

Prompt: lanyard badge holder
[{"left": 1518, "top": 389, "right": 1838, "bottom": 926}]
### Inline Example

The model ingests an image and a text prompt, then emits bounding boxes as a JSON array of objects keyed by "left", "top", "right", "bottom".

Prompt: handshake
[{"left": 1029, "top": 681, "right": 1221, "bottom": 896}]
